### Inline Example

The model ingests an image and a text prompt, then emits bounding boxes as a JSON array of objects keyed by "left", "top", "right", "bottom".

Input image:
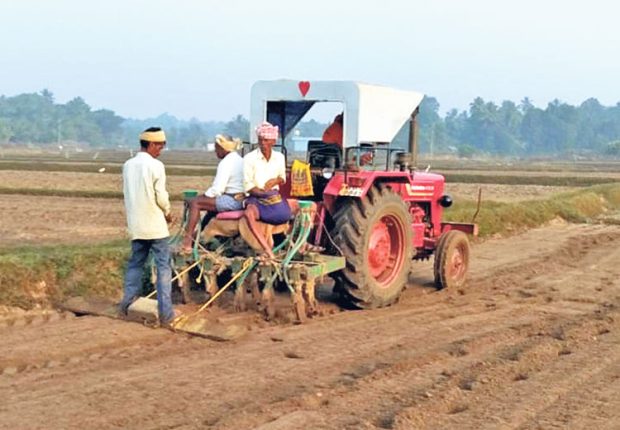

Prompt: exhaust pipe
[{"left": 408, "top": 107, "right": 420, "bottom": 169}]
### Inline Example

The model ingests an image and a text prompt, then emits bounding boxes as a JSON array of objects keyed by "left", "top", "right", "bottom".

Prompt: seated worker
[
  {"left": 323, "top": 112, "right": 372, "bottom": 167},
  {"left": 179, "top": 134, "right": 244, "bottom": 253},
  {"left": 243, "top": 122, "right": 291, "bottom": 258}
]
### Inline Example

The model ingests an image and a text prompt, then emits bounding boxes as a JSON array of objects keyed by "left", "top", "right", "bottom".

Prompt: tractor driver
[
  {"left": 243, "top": 122, "right": 291, "bottom": 257},
  {"left": 179, "top": 134, "right": 245, "bottom": 253},
  {"left": 323, "top": 112, "right": 373, "bottom": 167},
  {"left": 322, "top": 112, "right": 343, "bottom": 147}
]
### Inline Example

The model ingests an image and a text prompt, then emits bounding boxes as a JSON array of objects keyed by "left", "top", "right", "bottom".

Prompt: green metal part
[{"left": 297, "top": 254, "right": 346, "bottom": 280}]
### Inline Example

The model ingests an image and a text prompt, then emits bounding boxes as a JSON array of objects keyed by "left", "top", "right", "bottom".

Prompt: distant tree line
[
  {"left": 0, "top": 90, "right": 257, "bottom": 148},
  {"left": 0, "top": 90, "right": 124, "bottom": 147},
  {"left": 2, "top": 89, "right": 620, "bottom": 157},
  {"left": 410, "top": 96, "right": 620, "bottom": 158}
]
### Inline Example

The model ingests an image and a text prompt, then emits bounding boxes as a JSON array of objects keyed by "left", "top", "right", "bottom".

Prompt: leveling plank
[{"left": 61, "top": 296, "right": 250, "bottom": 341}]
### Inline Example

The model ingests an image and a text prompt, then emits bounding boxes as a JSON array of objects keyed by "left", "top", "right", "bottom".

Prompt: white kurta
[
  {"left": 243, "top": 148, "right": 286, "bottom": 192},
  {"left": 204, "top": 151, "right": 244, "bottom": 197},
  {"left": 122, "top": 152, "right": 171, "bottom": 240}
]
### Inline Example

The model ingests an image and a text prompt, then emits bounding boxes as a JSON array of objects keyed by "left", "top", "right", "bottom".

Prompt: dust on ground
[{"left": 1, "top": 223, "right": 619, "bottom": 429}]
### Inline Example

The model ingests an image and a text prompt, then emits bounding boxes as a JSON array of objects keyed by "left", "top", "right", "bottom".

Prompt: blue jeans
[{"left": 119, "top": 238, "right": 174, "bottom": 323}]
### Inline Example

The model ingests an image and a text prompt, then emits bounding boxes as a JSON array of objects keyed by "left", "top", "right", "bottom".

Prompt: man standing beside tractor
[{"left": 119, "top": 127, "right": 175, "bottom": 326}]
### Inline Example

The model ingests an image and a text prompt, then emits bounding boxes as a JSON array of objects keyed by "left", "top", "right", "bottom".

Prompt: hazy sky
[{"left": 1, "top": 0, "right": 619, "bottom": 121}]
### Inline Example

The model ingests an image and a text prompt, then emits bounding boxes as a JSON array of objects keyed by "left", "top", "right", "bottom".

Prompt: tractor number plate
[{"left": 339, "top": 185, "right": 363, "bottom": 197}]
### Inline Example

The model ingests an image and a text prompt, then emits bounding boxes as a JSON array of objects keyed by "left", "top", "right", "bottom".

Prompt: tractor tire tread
[
  {"left": 330, "top": 185, "right": 413, "bottom": 308},
  {"left": 434, "top": 230, "right": 471, "bottom": 290}
]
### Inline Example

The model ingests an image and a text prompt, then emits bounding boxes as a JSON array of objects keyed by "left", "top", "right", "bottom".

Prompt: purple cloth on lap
[{"left": 246, "top": 190, "right": 291, "bottom": 225}]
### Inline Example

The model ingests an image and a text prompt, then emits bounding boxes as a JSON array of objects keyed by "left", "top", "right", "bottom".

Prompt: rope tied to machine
[
  {"left": 171, "top": 256, "right": 254, "bottom": 328},
  {"left": 144, "top": 254, "right": 209, "bottom": 299}
]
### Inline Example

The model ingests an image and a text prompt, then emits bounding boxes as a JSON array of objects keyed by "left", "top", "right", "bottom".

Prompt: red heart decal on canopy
[{"left": 298, "top": 81, "right": 310, "bottom": 97}]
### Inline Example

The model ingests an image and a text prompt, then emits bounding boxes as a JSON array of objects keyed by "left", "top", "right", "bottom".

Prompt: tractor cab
[
  {"left": 250, "top": 79, "right": 424, "bottom": 171},
  {"left": 249, "top": 80, "right": 429, "bottom": 204}
]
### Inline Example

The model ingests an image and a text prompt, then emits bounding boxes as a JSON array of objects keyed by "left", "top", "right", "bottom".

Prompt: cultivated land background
[{"left": 1, "top": 150, "right": 619, "bottom": 429}]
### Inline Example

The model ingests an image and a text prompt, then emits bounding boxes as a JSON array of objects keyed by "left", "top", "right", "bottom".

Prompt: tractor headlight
[
  {"left": 439, "top": 194, "right": 453, "bottom": 208},
  {"left": 322, "top": 168, "right": 334, "bottom": 179}
]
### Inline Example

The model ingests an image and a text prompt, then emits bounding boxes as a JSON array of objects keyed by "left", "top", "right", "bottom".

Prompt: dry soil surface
[
  {"left": 444, "top": 183, "right": 575, "bottom": 203},
  {"left": 0, "top": 170, "right": 211, "bottom": 197},
  {"left": 0, "top": 169, "right": 575, "bottom": 202},
  {"left": 442, "top": 169, "right": 620, "bottom": 179},
  {"left": 1, "top": 222, "right": 619, "bottom": 429},
  {"left": 0, "top": 194, "right": 184, "bottom": 247},
  {"left": 0, "top": 182, "right": 573, "bottom": 248}
]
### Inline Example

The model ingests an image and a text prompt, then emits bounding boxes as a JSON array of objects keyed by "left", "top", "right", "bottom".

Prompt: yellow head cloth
[
  {"left": 215, "top": 134, "right": 241, "bottom": 152},
  {"left": 139, "top": 130, "right": 167, "bottom": 142}
]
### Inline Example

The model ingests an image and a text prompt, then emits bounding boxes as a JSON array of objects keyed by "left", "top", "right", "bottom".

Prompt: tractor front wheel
[
  {"left": 434, "top": 230, "right": 470, "bottom": 289},
  {"left": 331, "top": 185, "right": 413, "bottom": 308}
]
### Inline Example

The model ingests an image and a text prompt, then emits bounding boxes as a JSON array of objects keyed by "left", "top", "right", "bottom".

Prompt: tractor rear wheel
[
  {"left": 331, "top": 184, "right": 413, "bottom": 308},
  {"left": 434, "top": 230, "right": 470, "bottom": 289}
]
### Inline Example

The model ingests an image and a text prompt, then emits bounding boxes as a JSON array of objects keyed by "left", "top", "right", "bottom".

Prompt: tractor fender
[
  {"left": 322, "top": 171, "right": 412, "bottom": 214},
  {"left": 441, "top": 222, "right": 479, "bottom": 236}
]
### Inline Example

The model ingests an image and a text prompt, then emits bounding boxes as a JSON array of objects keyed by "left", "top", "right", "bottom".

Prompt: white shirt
[
  {"left": 243, "top": 148, "right": 286, "bottom": 192},
  {"left": 122, "top": 152, "right": 171, "bottom": 240},
  {"left": 205, "top": 151, "right": 244, "bottom": 197}
]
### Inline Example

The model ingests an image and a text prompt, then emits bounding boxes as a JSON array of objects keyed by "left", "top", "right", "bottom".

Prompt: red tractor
[{"left": 249, "top": 80, "right": 477, "bottom": 309}]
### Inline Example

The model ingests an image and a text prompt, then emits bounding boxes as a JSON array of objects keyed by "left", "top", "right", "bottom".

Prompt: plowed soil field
[
  {"left": 0, "top": 170, "right": 209, "bottom": 196},
  {"left": 0, "top": 180, "right": 574, "bottom": 247},
  {"left": 1, "top": 223, "right": 619, "bottom": 429},
  {"left": 0, "top": 169, "right": 576, "bottom": 202},
  {"left": 0, "top": 195, "right": 184, "bottom": 247}
]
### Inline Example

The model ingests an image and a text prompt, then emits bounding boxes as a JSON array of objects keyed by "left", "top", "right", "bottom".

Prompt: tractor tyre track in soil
[{"left": 1, "top": 223, "right": 619, "bottom": 429}]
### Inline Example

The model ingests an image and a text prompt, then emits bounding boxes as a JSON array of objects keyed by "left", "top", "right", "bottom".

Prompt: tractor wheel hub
[{"left": 368, "top": 221, "right": 391, "bottom": 276}]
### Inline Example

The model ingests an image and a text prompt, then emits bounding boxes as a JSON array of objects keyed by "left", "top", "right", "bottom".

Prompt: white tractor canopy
[{"left": 250, "top": 80, "right": 425, "bottom": 148}]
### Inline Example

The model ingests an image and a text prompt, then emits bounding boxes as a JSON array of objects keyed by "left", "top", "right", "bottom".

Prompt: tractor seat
[
  {"left": 215, "top": 199, "right": 301, "bottom": 222},
  {"left": 204, "top": 199, "right": 313, "bottom": 254},
  {"left": 203, "top": 215, "right": 290, "bottom": 254},
  {"left": 216, "top": 210, "right": 245, "bottom": 221}
]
